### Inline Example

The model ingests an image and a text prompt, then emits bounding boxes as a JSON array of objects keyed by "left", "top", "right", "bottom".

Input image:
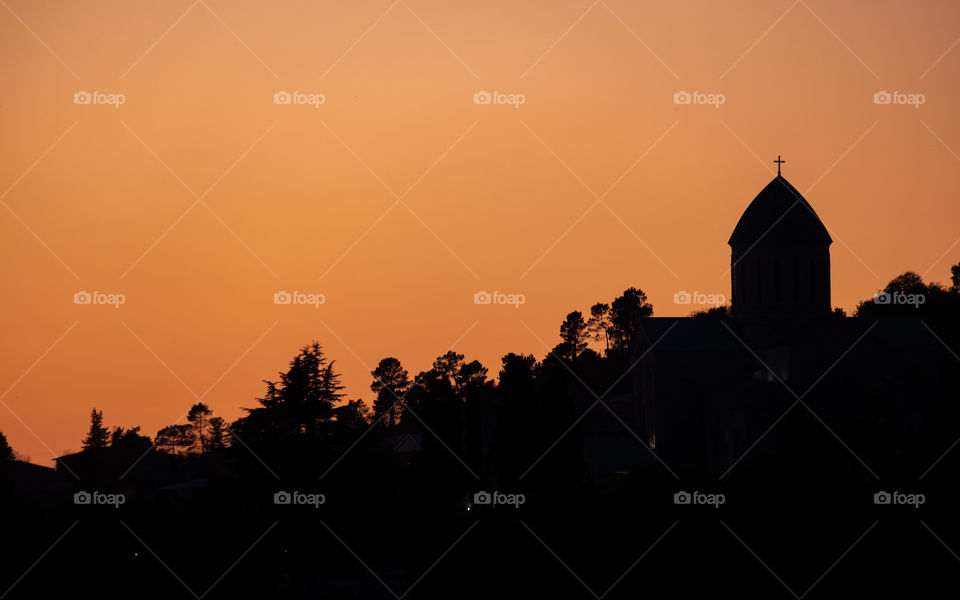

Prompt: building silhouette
[{"left": 577, "top": 169, "right": 951, "bottom": 481}]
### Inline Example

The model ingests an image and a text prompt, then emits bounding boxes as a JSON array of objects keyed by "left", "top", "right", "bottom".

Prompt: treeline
[{"left": 2, "top": 263, "right": 958, "bottom": 472}]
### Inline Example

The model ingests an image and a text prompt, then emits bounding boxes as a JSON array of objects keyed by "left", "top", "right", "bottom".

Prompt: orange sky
[{"left": 2, "top": 0, "right": 959, "bottom": 465}]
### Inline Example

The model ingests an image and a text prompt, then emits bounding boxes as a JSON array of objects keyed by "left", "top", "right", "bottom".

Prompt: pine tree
[{"left": 82, "top": 408, "right": 110, "bottom": 449}]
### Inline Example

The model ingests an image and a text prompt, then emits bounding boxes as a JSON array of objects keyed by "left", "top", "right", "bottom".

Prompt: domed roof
[{"left": 728, "top": 175, "right": 832, "bottom": 247}]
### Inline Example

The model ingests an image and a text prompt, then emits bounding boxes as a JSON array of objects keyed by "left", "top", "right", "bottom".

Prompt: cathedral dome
[{"left": 728, "top": 175, "right": 832, "bottom": 247}]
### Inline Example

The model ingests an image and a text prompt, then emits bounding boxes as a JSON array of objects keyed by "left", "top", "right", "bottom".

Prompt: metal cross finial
[{"left": 774, "top": 155, "right": 785, "bottom": 176}]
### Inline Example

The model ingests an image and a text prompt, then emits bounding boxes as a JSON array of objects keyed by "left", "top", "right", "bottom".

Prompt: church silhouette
[{"left": 579, "top": 165, "right": 947, "bottom": 482}]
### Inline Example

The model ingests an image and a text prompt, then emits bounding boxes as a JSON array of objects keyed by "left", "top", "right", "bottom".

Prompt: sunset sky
[{"left": 1, "top": 0, "right": 958, "bottom": 464}]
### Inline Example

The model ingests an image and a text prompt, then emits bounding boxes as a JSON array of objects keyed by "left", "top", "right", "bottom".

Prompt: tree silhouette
[
  {"left": 609, "top": 287, "right": 654, "bottom": 350},
  {"left": 233, "top": 342, "right": 345, "bottom": 442},
  {"left": 155, "top": 424, "right": 194, "bottom": 455},
  {"left": 950, "top": 261, "right": 959, "bottom": 291},
  {"left": 187, "top": 403, "right": 213, "bottom": 453},
  {"left": 559, "top": 311, "right": 588, "bottom": 361},
  {"left": 0, "top": 430, "right": 13, "bottom": 461},
  {"left": 371, "top": 357, "right": 411, "bottom": 428},
  {"left": 110, "top": 426, "right": 152, "bottom": 453},
  {"left": 587, "top": 302, "right": 611, "bottom": 351},
  {"left": 82, "top": 408, "right": 110, "bottom": 449},
  {"left": 208, "top": 416, "right": 229, "bottom": 450},
  {"left": 333, "top": 399, "right": 371, "bottom": 429}
]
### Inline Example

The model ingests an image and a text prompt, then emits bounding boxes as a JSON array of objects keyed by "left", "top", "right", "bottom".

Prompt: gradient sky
[{"left": 1, "top": 0, "right": 958, "bottom": 464}]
